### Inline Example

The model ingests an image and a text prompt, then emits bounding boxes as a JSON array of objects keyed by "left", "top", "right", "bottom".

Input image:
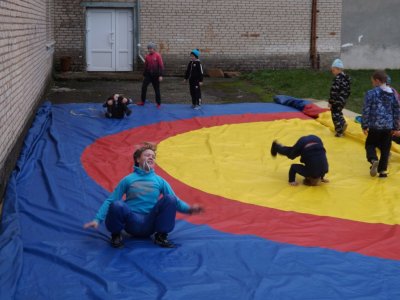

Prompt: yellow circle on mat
[{"left": 157, "top": 118, "right": 400, "bottom": 225}]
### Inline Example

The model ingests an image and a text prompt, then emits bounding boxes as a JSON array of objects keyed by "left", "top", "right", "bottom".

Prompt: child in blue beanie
[
  {"left": 328, "top": 58, "right": 351, "bottom": 137},
  {"left": 184, "top": 49, "right": 204, "bottom": 109}
]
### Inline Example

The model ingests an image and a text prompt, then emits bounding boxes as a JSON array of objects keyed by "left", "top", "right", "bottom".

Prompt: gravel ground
[{"left": 45, "top": 76, "right": 262, "bottom": 105}]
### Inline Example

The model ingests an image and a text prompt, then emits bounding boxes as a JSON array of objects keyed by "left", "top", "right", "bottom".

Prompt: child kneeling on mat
[{"left": 270, "top": 135, "right": 329, "bottom": 186}]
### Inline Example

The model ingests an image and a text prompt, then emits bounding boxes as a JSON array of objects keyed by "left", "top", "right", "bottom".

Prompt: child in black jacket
[
  {"left": 103, "top": 94, "right": 132, "bottom": 119},
  {"left": 270, "top": 135, "right": 329, "bottom": 186},
  {"left": 184, "top": 49, "right": 204, "bottom": 109}
]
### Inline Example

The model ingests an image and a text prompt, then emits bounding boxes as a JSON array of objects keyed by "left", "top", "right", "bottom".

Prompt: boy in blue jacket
[
  {"left": 84, "top": 143, "right": 203, "bottom": 248},
  {"left": 362, "top": 70, "right": 400, "bottom": 178}
]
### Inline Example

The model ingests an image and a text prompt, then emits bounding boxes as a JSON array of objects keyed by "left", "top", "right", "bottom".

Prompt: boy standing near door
[{"left": 138, "top": 42, "right": 164, "bottom": 108}]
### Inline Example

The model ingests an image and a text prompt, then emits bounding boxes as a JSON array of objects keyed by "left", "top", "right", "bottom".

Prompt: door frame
[{"left": 82, "top": 2, "right": 136, "bottom": 72}]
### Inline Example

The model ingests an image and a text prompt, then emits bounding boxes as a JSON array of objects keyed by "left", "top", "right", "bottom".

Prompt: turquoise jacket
[{"left": 94, "top": 166, "right": 190, "bottom": 223}]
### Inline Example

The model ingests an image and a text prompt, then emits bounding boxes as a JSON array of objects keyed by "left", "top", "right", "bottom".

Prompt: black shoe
[
  {"left": 110, "top": 233, "right": 124, "bottom": 248},
  {"left": 270, "top": 141, "right": 279, "bottom": 157},
  {"left": 154, "top": 233, "right": 175, "bottom": 248},
  {"left": 335, "top": 132, "right": 344, "bottom": 137},
  {"left": 105, "top": 112, "right": 113, "bottom": 118},
  {"left": 379, "top": 173, "right": 388, "bottom": 178},
  {"left": 126, "top": 108, "right": 132, "bottom": 116}
]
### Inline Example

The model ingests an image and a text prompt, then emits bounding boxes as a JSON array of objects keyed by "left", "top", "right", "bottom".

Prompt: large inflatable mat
[{"left": 1, "top": 102, "right": 400, "bottom": 300}]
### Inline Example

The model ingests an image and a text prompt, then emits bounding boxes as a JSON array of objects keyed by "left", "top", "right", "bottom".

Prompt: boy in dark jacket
[
  {"left": 103, "top": 94, "right": 132, "bottom": 119},
  {"left": 362, "top": 70, "right": 400, "bottom": 178},
  {"left": 329, "top": 59, "right": 351, "bottom": 137},
  {"left": 270, "top": 135, "right": 329, "bottom": 186},
  {"left": 184, "top": 49, "right": 204, "bottom": 109}
]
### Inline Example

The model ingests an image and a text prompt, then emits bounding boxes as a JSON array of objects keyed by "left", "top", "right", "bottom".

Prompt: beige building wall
[
  {"left": 54, "top": 0, "right": 342, "bottom": 73},
  {"left": 0, "top": 0, "right": 55, "bottom": 198}
]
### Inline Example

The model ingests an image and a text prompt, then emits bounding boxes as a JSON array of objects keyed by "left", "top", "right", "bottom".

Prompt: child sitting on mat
[{"left": 103, "top": 94, "right": 132, "bottom": 119}]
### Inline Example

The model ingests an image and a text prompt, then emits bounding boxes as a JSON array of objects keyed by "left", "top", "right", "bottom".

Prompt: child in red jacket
[{"left": 138, "top": 42, "right": 165, "bottom": 108}]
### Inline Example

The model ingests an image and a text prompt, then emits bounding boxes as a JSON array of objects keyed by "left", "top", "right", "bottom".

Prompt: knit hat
[
  {"left": 147, "top": 42, "right": 156, "bottom": 50},
  {"left": 331, "top": 58, "right": 344, "bottom": 69},
  {"left": 191, "top": 49, "right": 200, "bottom": 58}
]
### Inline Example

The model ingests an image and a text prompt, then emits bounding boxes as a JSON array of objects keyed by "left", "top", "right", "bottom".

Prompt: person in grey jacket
[{"left": 362, "top": 70, "right": 400, "bottom": 178}]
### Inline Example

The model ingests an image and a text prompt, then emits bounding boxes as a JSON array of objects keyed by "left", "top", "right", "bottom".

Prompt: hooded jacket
[{"left": 362, "top": 86, "right": 400, "bottom": 130}]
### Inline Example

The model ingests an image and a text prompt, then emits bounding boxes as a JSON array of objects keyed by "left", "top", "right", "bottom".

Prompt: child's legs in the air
[
  {"left": 276, "top": 144, "right": 294, "bottom": 157},
  {"left": 275, "top": 135, "right": 321, "bottom": 160}
]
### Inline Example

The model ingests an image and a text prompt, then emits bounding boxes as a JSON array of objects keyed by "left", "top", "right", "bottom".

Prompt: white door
[{"left": 86, "top": 9, "right": 133, "bottom": 71}]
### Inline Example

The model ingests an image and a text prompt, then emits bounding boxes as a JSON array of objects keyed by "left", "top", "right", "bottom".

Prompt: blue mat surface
[{"left": 1, "top": 102, "right": 400, "bottom": 300}]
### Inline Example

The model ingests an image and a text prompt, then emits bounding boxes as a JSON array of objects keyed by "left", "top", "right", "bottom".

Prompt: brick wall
[
  {"left": 140, "top": 0, "right": 343, "bottom": 73},
  {"left": 0, "top": 0, "right": 55, "bottom": 201},
  {"left": 316, "top": 0, "right": 342, "bottom": 68},
  {"left": 54, "top": 0, "right": 342, "bottom": 73},
  {"left": 54, "top": 0, "right": 85, "bottom": 71}
]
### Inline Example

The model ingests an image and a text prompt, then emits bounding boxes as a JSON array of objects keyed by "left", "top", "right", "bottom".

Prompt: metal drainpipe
[
  {"left": 310, "top": 0, "right": 319, "bottom": 69},
  {"left": 136, "top": 0, "right": 145, "bottom": 63}
]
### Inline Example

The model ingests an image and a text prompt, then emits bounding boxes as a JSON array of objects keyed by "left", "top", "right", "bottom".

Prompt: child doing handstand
[{"left": 270, "top": 135, "right": 329, "bottom": 186}]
